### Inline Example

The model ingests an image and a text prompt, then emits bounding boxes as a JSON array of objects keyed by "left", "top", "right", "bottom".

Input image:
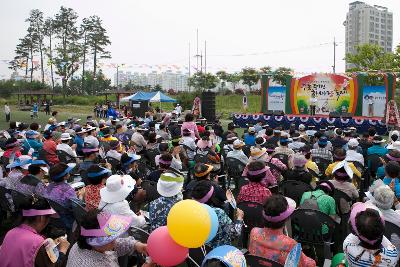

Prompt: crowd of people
[{"left": 0, "top": 105, "right": 399, "bottom": 267}]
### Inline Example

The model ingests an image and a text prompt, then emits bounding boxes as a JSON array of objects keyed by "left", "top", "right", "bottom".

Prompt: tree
[
  {"left": 226, "top": 72, "right": 241, "bottom": 91},
  {"left": 216, "top": 70, "right": 228, "bottom": 91},
  {"left": 240, "top": 67, "right": 259, "bottom": 91},
  {"left": 43, "top": 17, "right": 55, "bottom": 90},
  {"left": 79, "top": 17, "right": 92, "bottom": 92},
  {"left": 86, "top": 15, "right": 111, "bottom": 95},
  {"left": 9, "top": 37, "right": 30, "bottom": 76},
  {"left": 154, "top": 84, "right": 162, "bottom": 91},
  {"left": 53, "top": 6, "right": 81, "bottom": 94},
  {"left": 26, "top": 9, "right": 45, "bottom": 83},
  {"left": 187, "top": 72, "right": 219, "bottom": 91},
  {"left": 345, "top": 44, "right": 396, "bottom": 71},
  {"left": 69, "top": 69, "right": 110, "bottom": 95},
  {"left": 259, "top": 66, "right": 272, "bottom": 74},
  {"left": 272, "top": 67, "right": 293, "bottom": 86}
]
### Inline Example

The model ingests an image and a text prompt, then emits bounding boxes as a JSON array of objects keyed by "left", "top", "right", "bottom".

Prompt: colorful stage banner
[
  {"left": 267, "top": 86, "right": 286, "bottom": 111},
  {"left": 362, "top": 86, "right": 386, "bottom": 117},
  {"left": 290, "top": 74, "right": 356, "bottom": 115}
]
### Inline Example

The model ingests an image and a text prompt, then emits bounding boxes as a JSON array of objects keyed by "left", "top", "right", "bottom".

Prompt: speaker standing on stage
[
  {"left": 368, "top": 96, "right": 375, "bottom": 117},
  {"left": 310, "top": 94, "right": 317, "bottom": 116}
]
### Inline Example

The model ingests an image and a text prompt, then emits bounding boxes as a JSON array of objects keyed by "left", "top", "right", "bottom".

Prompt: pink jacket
[{"left": 0, "top": 224, "right": 45, "bottom": 267}]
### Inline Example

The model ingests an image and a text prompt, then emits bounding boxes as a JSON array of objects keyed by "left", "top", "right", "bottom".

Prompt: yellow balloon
[{"left": 167, "top": 199, "right": 211, "bottom": 248}]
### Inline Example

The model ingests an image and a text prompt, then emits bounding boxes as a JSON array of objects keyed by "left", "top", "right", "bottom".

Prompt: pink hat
[
  {"left": 81, "top": 213, "right": 133, "bottom": 247},
  {"left": 197, "top": 140, "right": 212, "bottom": 149}
]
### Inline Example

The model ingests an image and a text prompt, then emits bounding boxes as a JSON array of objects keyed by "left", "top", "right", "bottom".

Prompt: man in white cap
[
  {"left": 226, "top": 139, "right": 249, "bottom": 165},
  {"left": 174, "top": 103, "right": 182, "bottom": 117},
  {"left": 56, "top": 133, "right": 77, "bottom": 158},
  {"left": 345, "top": 138, "right": 364, "bottom": 166}
]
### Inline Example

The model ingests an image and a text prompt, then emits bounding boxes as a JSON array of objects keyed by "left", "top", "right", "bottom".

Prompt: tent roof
[{"left": 121, "top": 91, "right": 176, "bottom": 102}]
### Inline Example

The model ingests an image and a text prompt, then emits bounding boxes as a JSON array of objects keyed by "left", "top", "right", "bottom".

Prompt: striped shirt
[{"left": 343, "top": 234, "right": 399, "bottom": 267}]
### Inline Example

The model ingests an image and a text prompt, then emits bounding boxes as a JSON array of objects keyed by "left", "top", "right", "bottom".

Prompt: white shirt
[
  {"left": 4, "top": 105, "right": 10, "bottom": 114},
  {"left": 180, "top": 136, "right": 196, "bottom": 160},
  {"left": 106, "top": 150, "right": 122, "bottom": 161},
  {"left": 345, "top": 150, "right": 364, "bottom": 166},
  {"left": 98, "top": 200, "right": 146, "bottom": 228},
  {"left": 226, "top": 149, "right": 249, "bottom": 165},
  {"left": 288, "top": 141, "right": 306, "bottom": 150},
  {"left": 343, "top": 234, "right": 398, "bottom": 267},
  {"left": 56, "top": 143, "right": 77, "bottom": 158},
  {"left": 175, "top": 106, "right": 182, "bottom": 114},
  {"left": 310, "top": 97, "right": 317, "bottom": 105}
]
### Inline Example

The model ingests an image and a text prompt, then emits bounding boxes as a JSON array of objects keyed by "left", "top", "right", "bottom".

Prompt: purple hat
[{"left": 350, "top": 202, "right": 384, "bottom": 245}]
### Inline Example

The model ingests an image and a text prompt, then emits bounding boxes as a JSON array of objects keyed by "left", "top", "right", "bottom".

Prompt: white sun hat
[{"left": 100, "top": 175, "right": 136, "bottom": 204}]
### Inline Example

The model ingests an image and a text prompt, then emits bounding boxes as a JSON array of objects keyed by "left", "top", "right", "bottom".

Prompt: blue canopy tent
[{"left": 120, "top": 91, "right": 177, "bottom": 103}]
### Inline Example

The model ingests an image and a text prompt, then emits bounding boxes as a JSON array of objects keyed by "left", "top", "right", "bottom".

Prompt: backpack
[{"left": 299, "top": 192, "right": 323, "bottom": 211}]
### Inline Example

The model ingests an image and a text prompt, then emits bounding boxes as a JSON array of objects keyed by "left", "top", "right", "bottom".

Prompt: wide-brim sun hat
[
  {"left": 100, "top": 175, "right": 136, "bottom": 204},
  {"left": 6, "top": 155, "right": 33, "bottom": 170},
  {"left": 50, "top": 165, "right": 74, "bottom": 182},
  {"left": 250, "top": 147, "right": 267, "bottom": 158},
  {"left": 81, "top": 213, "right": 133, "bottom": 247},
  {"left": 157, "top": 172, "right": 184, "bottom": 197},
  {"left": 262, "top": 197, "right": 296, "bottom": 223},
  {"left": 202, "top": 245, "right": 246, "bottom": 267},
  {"left": 194, "top": 164, "right": 214, "bottom": 178}
]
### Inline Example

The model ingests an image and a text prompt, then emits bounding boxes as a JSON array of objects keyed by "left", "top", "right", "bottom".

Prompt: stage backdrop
[
  {"left": 362, "top": 86, "right": 386, "bottom": 117},
  {"left": 267, "top": 86, "right": 286, "bottom": 111},
  {"left": 290, "top": 73, "right": 356, "bottom": 115}
]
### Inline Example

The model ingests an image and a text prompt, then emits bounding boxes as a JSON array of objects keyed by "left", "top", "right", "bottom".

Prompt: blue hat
[
  {"left": 50, "top": 165, "right": 74, "bottom": 182},
  {"left": 30, "top": 160, "right": 47, "bottom": 166},
  {"left": 6, "top": 157, "right": 33, "bottom": 169},
  {"left": 121, "top": 153, "right": 141, "bottom": 167},
  {"left": 280, "top": 138, "right": 290, "bottom": 144},
  {"left": 318, "top": 136, "right": 328, "bottom": 145},
  {"left": 202, "top": 245, "right": 246, "bottom": 267},
  {"left": 25, "top": 130, "right": 39, "bottom": 138}
]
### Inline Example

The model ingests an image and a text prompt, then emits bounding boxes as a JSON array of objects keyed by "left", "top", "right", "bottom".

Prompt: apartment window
[
  {"left": 381, "top": 19, "right": 385, "bottom": 23},
  {"left": 375, "top": 18, "right": 379, "bottom": 22}
]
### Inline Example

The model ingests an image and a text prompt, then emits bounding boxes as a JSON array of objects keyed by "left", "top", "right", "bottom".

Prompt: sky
[{"left": 1, "top": 0, "right": 399, "bottom": 82}]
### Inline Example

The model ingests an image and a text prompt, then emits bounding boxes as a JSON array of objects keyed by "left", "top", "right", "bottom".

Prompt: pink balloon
[{"left": 147, "top": 226, "right": 189, "bottom": 267}]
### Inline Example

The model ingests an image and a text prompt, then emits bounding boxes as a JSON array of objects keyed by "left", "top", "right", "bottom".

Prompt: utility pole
[
  {"left": 196, "top": 29, "right": 199, "bottom": 72},
  {"left": 204, "top": 40, "right": 207, "bottom": 74},
  {"left": 116, "top": 64, "right": 119, "bottom": 89},
  {"left": 333, "top": 37, "right": 337, "bottom": 73},
  {"left": 188, "top": 42, "right": 191, "bottom": 92}
]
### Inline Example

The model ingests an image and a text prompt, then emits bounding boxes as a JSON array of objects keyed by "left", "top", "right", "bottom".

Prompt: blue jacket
[
  {"left": 22, "top": 139, "right": 43, "bottom": 158},
  {"left": 383, "top": 177, "right": 400, "bottom": 198},
  {"left": 367, "top": 145, "right": 388, "bottom": 157},
  {"left": 244, "top": 133, "right": 256, "bottom": 146}
]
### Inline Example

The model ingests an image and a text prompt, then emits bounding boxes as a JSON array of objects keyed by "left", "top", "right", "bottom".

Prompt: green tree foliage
[
  {"left": 68, "top": 70, "right": 110, "bottom": 95},
  {"left": 272, "top": 67, "right": 293, "bottom": 86},
  {"left": 240, "top": 67, "right": 259, "bottom": 91},
  {"left": 0, "top": 80, "right": 49, "bottom": 98},
  {"left": 43, "top": 17, "right": 56, "bottom": 90},
  {"left": 187, "top": 72, "right": 219, "bottom": 91},
  {"left": 259, "top": 66, "right": 272, "bottom": 74},
  {"left": 345, "top": 44, "right": 395, "bottom": 71},
  {"left": 216, "top": 70, "right": 228, "bottom": 91},
  {"left": 226, "top": 72, "right": 241, "bottom": 91},
  {"left": 53, "top": 6, "right": 81, "bottom": 94},
  {"left": 26, "top": 9, "right": 45, "bottom": 83}
]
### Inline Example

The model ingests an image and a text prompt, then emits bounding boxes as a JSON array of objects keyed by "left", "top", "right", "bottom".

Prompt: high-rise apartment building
[{"left": 344, "top": 1, "right": 393, "bottom": 69}]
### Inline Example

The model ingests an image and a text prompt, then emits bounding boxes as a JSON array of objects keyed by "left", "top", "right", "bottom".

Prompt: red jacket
[{"left": 43, "top": 139, "right": 60, "bottom": 165}]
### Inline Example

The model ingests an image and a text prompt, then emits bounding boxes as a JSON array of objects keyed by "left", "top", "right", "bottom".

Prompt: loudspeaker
[
  {"left": 201, "top": 91, "right": 216, "bottom": 122},
  {"left": 329, "top": 111, "right": 340, "bottom": 118},
  {"left": 130, "top": 100, "right": 148, "bottom": 118},
  {"left": 341, "top": 112, "right": 352, "bottom": 119},
  {"left": 264, "top": 110, "right": 273, "bottom": 116},
  {"left": 273, "top": 110, "right": 285, "bottom": 116}
]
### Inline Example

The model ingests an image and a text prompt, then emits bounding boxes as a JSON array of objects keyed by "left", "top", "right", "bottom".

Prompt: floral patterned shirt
[
  {"left": 43, "top": 181, "right": 77, "bottom": 208},
  {"left": 249, "top": 228, "right": 316, "bottom": 267},
  {"left": 149, "top": 194, "right": 182, "bottom": 232},
  {"left": 84, "top": 184, "right": 104, "bottom": 211},
  {"left": 206, "top": 207, "right": 243, "bottom": 249}
]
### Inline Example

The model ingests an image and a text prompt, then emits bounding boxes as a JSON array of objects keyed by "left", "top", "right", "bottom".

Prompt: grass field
[{"left": 0, "top": 94, "right": 260, "bottom": 130}]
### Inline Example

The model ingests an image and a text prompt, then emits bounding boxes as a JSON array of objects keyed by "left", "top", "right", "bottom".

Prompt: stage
[{"left": 232, "top": 114, "right": 387, "bottom": 135}]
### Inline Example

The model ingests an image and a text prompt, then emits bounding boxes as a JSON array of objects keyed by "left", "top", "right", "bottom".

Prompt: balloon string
[
  {"left": 130, "top": 226, "right": 150, "bottom": 236},
  {"left": 188, "top": 255, "right": 201, "bottom": 267},
  {"left": 201, "top": 245, "right": 206, "bottom": 256}
]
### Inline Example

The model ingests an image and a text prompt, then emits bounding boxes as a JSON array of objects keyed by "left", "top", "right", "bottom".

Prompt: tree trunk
[
  {"left": 25, "top": 56, "right": 29, "bottom": 77},
  {"left": 81, "top": 32, "right": 87, "bottom": 93},
  {"left": 49, "top": 35, "right": 54, "bottom": 90},
  {"left": 30, "top": 46, "right": 34, "bottom": 83},
  {"left": 92, "top": 45, "right": 97, "bottom": 95}
]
